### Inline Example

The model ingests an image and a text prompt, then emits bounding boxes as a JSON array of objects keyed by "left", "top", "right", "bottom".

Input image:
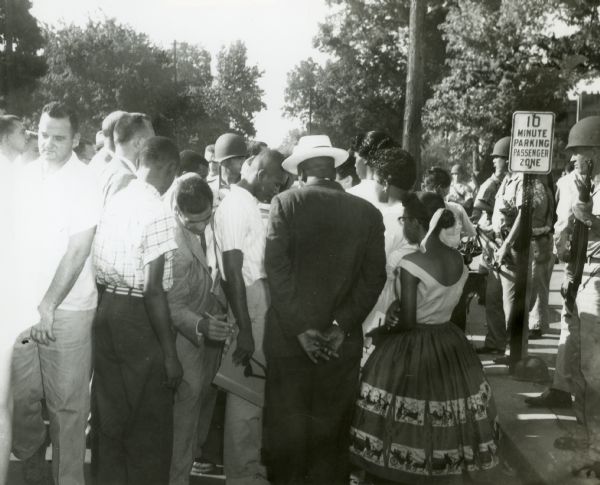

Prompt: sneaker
[
  {"left": 524, "top": 388, "right": 572, "bottom": 408},
  {"left": 22, "top": 438, "right": 49, "bottom": 484}
]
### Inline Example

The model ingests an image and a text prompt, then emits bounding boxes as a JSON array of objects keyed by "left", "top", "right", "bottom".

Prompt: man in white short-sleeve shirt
[
  {"left": 213, "top": 148, "right": 287, "bottom": 485},
  {"left": 12, "top": 102, "right": 100, "bottom": 485}
]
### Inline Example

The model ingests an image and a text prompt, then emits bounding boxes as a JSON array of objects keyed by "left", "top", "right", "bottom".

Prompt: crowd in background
[{"left": 0, "top": 104, "right": 600, "bottom": 485}]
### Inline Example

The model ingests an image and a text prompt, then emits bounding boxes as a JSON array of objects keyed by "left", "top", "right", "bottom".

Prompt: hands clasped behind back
[{"left": 297, "top": 326, "right": 345, "bottom": 364}]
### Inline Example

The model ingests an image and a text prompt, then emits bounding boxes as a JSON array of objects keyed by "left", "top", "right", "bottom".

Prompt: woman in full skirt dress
[{"left": 350, "top": 192, "right": 500, "bottom": 483}]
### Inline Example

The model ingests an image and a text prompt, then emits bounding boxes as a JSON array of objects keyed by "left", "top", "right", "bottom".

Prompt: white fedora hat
[{"left": 282, "top": 135, "right": 348, "bottom": 175}]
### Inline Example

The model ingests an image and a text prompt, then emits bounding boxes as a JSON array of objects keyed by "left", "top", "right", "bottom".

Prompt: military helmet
[
  {"left": 214, "top": 133, "right": 247, "bottom": 162},
  {"left": 492, "top": 136, "right": 511, "bottom": 158},
  {"left": 513, "top": 356, "right": 550, "bottom": 383},
  {"left": 566, "top": 116, "right": 600, "bottom": 149}
]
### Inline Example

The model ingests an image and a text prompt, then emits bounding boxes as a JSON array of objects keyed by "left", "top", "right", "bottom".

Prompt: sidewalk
[{"left": 466, "top": 262, "right": 599, "bottom": 485}]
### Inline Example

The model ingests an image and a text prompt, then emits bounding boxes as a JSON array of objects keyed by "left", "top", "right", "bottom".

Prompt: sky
[{"left": 29, "top": 0, "right": 331, "bottom": 147}]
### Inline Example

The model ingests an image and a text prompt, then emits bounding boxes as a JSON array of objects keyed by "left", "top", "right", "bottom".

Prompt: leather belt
[{"left": 105, "top": 286, "right": 144, "bottom": 298}]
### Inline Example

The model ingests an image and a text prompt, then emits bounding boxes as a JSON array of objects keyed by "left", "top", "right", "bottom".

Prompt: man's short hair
[
  {"left": 41, "top": 102, "right": 79, "bottom": 134},
  {"left": 175, "top": 173, "right": 213, "bottom": 214},
  {"left": 139, "top": 136, "right": 180, "bottom": 169},
  {"left": 370, "top": 147, "right": 416, "bottom": 190},
  {"left": 422, "top": 166, "right": 451, "bottom": 191},
  {"left": 114, "top": 113, "right": 152, "bottom": 145},
  {"left": 0, "top": 115, "right": 21, "bottom": 139},
  {"left": 179, "top": 149, "right": 208, "bottom": 176},
  {"left": 101, "top": 110, "right": 127, "bottom": 148}
]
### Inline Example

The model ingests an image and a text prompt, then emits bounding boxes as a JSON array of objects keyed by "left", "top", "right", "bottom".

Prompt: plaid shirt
[{"left": 93, "top": 179, "right": 178, "bottom": 290}]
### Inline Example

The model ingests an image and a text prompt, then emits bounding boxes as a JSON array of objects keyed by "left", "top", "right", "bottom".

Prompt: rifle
[{"left": 562, "top": 169, "right": 592, "bottom": 312}]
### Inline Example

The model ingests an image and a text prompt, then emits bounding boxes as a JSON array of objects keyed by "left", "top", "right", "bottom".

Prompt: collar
[
  {"left": 131, "top": 179, "right": 161, "bottom": 200},
  {"left": 40, "top": 152, "right": 80, "bottom": 179},
  {"left": 114, "top": 154, "right": 137, "bottom": 175},
  {"left": 303, "top": 178, "right": 344, "bottom": 191}
]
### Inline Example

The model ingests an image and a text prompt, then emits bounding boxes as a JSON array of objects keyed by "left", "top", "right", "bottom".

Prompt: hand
[
  {"left": 385, "top": 300, "right": 401, "bottom": 328},
  {"left": 30, "top": 302, "right": 56, "bottom": 346},
  {"left": 572, "top": 200, "right": 594, "bottom": 227},
  {"left": 323, "top": 325, "right": 345, "bottom": 358},
  {"left": 199, "top": 313, "right": 232, "bottom": 342},
  {"left": 297, "top": 329, "right": 331, "bottom": 364},
  {"left": 164, "top": 354, "right": 183, "bottom": 389},
  {"left": 233, "top": 327, "right": 255, "bottom": 366}
]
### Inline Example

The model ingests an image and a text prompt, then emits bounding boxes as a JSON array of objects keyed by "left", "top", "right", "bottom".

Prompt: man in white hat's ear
[{"left": 263, "top": 134, "right": 387, "bottom": 485}]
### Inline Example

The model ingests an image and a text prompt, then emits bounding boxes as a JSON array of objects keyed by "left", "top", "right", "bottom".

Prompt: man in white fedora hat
[{"left": 264, "top": 134, "right": 386, "bottom": 485}]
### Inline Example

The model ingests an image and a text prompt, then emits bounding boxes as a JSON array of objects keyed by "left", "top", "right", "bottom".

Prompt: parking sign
[{"left": 509, "top": 111, "right": 555, "bottom": 174}]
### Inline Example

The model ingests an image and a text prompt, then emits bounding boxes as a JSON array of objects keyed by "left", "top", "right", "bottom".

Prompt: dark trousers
[
  {"left": 265, "top": 353, "right": 360, "bottom": 485},
  {"left": 92, "top": 291, "right": 173, "bottom": 485}
]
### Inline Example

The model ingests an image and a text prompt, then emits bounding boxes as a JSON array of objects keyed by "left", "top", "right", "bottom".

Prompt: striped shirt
[
  {"left": 213, "top": 184, "right": 266, "bottom": 286},
  {"left": 93, "top": 179, "right": 177, "bottom": 290}
]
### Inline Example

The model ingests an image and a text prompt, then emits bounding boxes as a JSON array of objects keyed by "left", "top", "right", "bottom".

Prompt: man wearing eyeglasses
[{"left": 167, "top": 173, "right": 231, "bottom": 485}]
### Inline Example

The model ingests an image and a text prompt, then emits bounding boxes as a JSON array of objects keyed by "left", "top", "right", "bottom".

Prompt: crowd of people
[{"left": 0, "top": 101, "right": 600, "bottom": 485}]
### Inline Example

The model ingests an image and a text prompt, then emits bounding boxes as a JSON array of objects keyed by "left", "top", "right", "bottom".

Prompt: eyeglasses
[{"left": 398, "top": 216, "right": 416, "bottom": 222}]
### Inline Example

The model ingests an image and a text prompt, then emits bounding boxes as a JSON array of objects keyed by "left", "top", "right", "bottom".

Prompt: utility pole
[
  {"left": 173, "top": 40, "right": 178, "bottom": 85},
  {"left": 402, "top": 0, "right": 426, "bottom": 174},
  {"left": 308, "top": 88, "right": 313, "bottom": 135}
]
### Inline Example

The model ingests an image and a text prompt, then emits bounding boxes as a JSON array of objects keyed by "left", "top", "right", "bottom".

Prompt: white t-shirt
[
  {"left": 213, "top": 185, "right": 266, "bottom": 286},
  {"left": 15, "top": 153, "right": 101, "bottom": 315}
]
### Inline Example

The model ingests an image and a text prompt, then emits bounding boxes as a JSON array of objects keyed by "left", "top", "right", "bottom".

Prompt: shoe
[
  {"left": 528, "top": 329, "right": 543, "bottom": 339},
  {"left": 22, "top": 438, "right": 49, "bottom": 484},
  {"left": 475, "top": 345, "right": 505, "bottom": 355},
  {"left": 524, "top": 389, "right": 572, "bottom": 408},
  {"left": 190, "top": 459, "right": 224, "bottom": 477}
]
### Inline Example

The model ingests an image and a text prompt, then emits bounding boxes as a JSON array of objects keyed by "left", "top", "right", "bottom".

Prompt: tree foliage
[
  {"left": 422, "top": 0, "right": 596, "bottom": 163},
  {"left": 284, "top": 0, "right": 600, "bottom": 163},
  {"left": 0, "top": 0, "right": 46, "bottom": 114},
  {"left": 283, "top": 0, "right": 448, "bottom": 148},
  {"left": 32, "top": 19, "right": 264, "bottom": 148}
]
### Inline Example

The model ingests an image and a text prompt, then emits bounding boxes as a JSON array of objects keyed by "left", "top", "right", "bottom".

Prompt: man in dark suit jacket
[{"left": 264, "top": 135, "right": 386, "bottom": 485}]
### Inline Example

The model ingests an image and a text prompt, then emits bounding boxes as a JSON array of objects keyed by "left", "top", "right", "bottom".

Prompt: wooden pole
[{"left": 402, "top": 0, "right": 426, "bottom": 172}]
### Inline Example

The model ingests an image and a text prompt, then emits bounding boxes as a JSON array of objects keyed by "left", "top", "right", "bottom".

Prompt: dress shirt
[
  {"left": 97, "top": 154, "right": 137, "bottom": 206},
  {"left": 347, "top": 179, "right": 384, "bottom": 210},
  {"left": 447, "top": 181, "right": 474, "bottom": 205},
  {"left": 94, "top": 179, "right": 177, "bottom": 290},
  {"left": 15, "top": 153, "right": 101, "bottom": 312},
  {"left": 213, "top": 185, "right": 266, "bottom": 286}
]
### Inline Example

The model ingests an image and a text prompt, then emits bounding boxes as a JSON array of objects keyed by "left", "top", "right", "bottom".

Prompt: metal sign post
[{"left": 508, "top": 112, "right": 554, "bottom": 368}]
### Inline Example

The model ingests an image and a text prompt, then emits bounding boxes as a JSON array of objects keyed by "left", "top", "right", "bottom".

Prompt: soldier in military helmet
[
  {"left": 209, "top": 133, "right": 248, "bottom": 210},
  {"left": 546, "top": 116, "right": 600, "bottom": 476},
  {"left": 474, "top": 137, "right": 509, "bottom": 355}
]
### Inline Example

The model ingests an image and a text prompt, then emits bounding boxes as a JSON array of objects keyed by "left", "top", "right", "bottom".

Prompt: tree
[
  {"left": 33, "top": 20, "right": 265, "bottom": 148},
  {"left": 0, "top": 0, "right": 46, "bottom": 114},
  {"left": 283, "top": 0, "right": 449, "bottom": 148},
  {"left": 402, "top": 0, "right": 427, "bottom": 166},
  {"left": 212, "top": 40, "right": 265, "bottom": 137},
  {"left": 423, "top": 0, "right": 600, "bottom": 165}
]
